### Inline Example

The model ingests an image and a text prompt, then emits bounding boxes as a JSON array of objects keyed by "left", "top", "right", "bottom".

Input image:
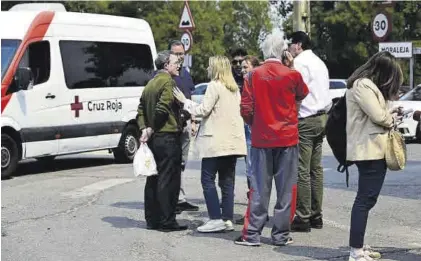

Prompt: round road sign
[
  {"left": 372, "top": 12, "right": 391, "bottom": 41},
  {"left": 181, "top": 31, "right": 193, "bottom": 53}
]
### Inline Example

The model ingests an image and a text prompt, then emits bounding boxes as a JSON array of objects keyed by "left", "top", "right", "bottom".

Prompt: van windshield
[{"left": 1, "top": 39, "right": 21, "bottom": 80}]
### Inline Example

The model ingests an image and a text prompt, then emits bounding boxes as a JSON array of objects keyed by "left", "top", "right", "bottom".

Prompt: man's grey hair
[
  {"left": 155, "top": 50, "right": 171, "bottom": 70},
  {"left": 260, "top": 29, "right": 288, "bottom": 60}
]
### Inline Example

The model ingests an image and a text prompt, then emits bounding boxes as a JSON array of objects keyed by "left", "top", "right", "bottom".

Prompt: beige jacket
[
  {"left": 346, "top": 78, "right": 393, "bottom": 161},
  {"left": 184, "top": 80, "right": 246, "bottom": 158}
]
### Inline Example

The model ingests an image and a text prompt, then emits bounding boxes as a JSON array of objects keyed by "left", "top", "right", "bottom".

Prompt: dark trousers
[
  {"left": 144, "top": 133, "right": 182, "bottom": 227},
  {"left": 350, "top": 159, "right": 387, "bottom": 248},
  {"left": 242, "top": 146, "right": 298, "bottom": 244},
  {"left": 296, "top": 114, "right": 327, "bottom": 222},
  {"left": 201, "top": 156, "right": 237, "bottom": 220},
  {"left": 245, "top": 124, "right": 252, "bottom": 191}
]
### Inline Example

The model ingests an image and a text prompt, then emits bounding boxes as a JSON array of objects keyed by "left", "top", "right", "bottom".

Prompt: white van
[{"left": 1, "top": 6, "right": 157, "bottom": 178}]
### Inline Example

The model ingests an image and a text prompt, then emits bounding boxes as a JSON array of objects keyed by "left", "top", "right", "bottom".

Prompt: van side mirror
[{"left": 14, "top": 67, "right": 34, "bottom": 90}]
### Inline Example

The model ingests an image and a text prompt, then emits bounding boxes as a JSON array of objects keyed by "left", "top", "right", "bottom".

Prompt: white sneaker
[
  {"left": 349, "top": 253, "right": 374, "bottom": 261},
  {"left": 363, "top": 245, "right": 381, "bottom": 259},
  {"left": 224, "top": 220, "right": 234, "bottom": 231},
  {"left": 197, "top": 219, "right": 226, "bottom": 233}
]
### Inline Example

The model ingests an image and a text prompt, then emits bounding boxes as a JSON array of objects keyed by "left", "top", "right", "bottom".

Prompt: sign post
[{"left": 178, "top": 1, "right": 195, "bottom": 72}]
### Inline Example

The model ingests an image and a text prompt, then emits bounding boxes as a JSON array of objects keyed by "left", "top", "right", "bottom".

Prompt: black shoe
[
  {"left": 146, "top": 223, "right": 160, "bottom": 230},
  {"left": 291, "top": 217, "right": 311, "bottom": 232},
  {"left": 177, "top": 202, "right": 199, "bottom": 212},
  {"left": 234, "top": 236, "right": 261, "bottom": 246},
  {"left": 310, "top": 217, "right": 323, "bottom": 229},
  {"left": 158, "top": 223, "right": 188, "bottom": 232},
  {"left": 175, "top": 208, "right": 182, "bottom": 215},
  {"left": 235, "top": 216, "right": 245, "bottom": 225}
]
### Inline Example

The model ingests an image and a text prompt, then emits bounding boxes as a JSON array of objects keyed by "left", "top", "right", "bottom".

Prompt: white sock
[{"left": 350, "top": 247, "right": 364, "bottom": 257}]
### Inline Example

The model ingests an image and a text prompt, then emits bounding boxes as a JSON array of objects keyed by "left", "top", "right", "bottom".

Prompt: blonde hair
[{"left": 208, "top": 56, "right": 238, "bottom": 92}]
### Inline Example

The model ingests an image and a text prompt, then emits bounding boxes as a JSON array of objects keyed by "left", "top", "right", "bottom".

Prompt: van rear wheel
[
  {"left": 113, "top": 124, "right": 140, "bottom": 163},
  {"left": 1, "top": 133, "right": 19, "bottom": 179}
]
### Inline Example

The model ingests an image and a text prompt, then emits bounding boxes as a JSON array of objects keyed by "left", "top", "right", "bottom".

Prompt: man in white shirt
[{"left": 287, "top": 31, "right": 332, "bottom": 232}]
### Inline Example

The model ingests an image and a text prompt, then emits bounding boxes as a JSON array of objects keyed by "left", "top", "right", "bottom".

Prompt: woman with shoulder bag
[
  {"left": 345, "top": 51, "right": 404, "bottom": 261},
  {"left": 173, "top": 56, "right": 247, "bottom": 233}
]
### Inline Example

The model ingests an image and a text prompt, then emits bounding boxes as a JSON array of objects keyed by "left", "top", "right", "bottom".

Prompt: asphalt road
[{"left": 2, "top": 141, "right": 421, "bottom": 261}]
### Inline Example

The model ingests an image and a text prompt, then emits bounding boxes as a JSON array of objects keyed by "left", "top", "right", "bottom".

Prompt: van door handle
[{"left": 45, "top": 93, "right": 56, "bottom": 99}]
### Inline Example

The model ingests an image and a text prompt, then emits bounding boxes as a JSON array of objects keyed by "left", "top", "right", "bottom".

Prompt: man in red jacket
[{"left": 234, "top": 30, "right": 309, "bottom": 247}]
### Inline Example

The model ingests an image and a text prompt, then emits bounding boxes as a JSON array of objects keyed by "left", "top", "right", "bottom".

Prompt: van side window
[{"left": 59, "top": 41, "right": 154, "bottom": 89}]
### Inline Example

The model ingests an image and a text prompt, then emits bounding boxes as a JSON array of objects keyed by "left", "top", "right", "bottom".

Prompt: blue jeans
[
  {"left": 350, "top": 159, "right": 386, "bottom": 248},
  {"left": 201, "top": 156, "right": 237, "bottom": 220},
  {"left": 244, "top": 124, "right": 252, "bottom": 189}
]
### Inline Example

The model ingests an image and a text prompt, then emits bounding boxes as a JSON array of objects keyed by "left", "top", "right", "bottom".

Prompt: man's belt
[{"left": 298, "top": 110, "right": 327, "bottom": 120}]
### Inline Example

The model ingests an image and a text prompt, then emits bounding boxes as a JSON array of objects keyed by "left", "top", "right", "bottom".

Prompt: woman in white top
[{"left": 173, "top": 56, "right": 246, "bottom": 233}]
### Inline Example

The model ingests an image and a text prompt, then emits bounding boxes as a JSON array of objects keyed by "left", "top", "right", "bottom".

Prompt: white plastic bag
[{"left": 133, "top": 143, "right": 158, "bottom": 177}]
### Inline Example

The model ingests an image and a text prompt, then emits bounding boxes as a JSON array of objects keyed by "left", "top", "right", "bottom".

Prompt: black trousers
[
  {"left": 349, "top": 159, "right": 386, "bottom": 248},
  {"left": 144, "top": 132, "right": 182, "bottom": 227}
]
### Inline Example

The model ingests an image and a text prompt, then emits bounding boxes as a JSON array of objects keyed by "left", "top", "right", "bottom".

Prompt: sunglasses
[{"left": 232, "top": 59, "right": 244, "bottom": 65}]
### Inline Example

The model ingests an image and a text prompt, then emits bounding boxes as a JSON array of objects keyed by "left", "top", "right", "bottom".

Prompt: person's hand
[
  {"left": 392, "top": 113, "right": 404, "bottom": 127},
  {"left": 282, "top": 51, "right": 294, "bottom": 68},
  {"left": 140, "top": 127, "right": 153, "bottom": 143},
  {"left": 390, "top": 105, "right": 403, "bottom": 115},
  {"left": 173, "top": 87, "right": 187, "bottom": 103},
  {"left": 191, "top": 121, "right": 198, "bottom": 136}
]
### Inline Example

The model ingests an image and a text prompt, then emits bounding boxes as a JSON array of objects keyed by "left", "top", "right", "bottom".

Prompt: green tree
[{"left": 283, "top": 1, "right": 421, "bottom": 85}]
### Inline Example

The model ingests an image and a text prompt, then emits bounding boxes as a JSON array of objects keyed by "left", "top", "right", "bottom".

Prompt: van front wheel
[
  {"left": 1, "top": 133, "right": 19, "bottom": 179},
  {"left": 113, "top": 124, "right": 140, "bottom": 163}
]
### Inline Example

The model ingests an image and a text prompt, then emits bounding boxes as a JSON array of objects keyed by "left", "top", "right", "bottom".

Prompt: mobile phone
[{"left": 401, "top": 108, "right": 414, "bottom": 118}]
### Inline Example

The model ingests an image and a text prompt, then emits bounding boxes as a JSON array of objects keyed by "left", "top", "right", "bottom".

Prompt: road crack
[{"left": 2, "top": 194, "right": 100, "bottom": 227}]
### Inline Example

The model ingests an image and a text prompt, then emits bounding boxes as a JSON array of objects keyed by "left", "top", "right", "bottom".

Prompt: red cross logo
[{"left": 70, "top": 95, "right": 83, "bottom": 117}]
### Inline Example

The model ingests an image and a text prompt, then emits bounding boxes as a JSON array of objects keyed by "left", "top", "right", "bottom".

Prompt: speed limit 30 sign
[{"left": 372, "top": 12, "right": 391, "bottom": 42}]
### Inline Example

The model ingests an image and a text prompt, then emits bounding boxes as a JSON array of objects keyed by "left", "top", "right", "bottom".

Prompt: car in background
[
  {"left": 329, "top": 79, "right": 347, "bottom": 104},
  {"left": 191, "top": 79, "right": 348, "bottom": 114},
  {"left": 399, "top": 85, "right": 411, "bottom": 98},
  {"left": 393, "top": 84, "right": 421, "bottom": 142},
  {"left": 191, "top": 82, "right": 208, "bottom": 104}
]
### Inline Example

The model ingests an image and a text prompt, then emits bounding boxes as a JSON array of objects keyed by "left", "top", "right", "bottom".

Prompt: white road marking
[
  {"left": 62, "top": 178, "right": 134, "bottom": 198},
  {"left": 323, "top": 168, "right": 332, "bottom": 172},
  {"left": 324, "top": 218, "right": 350, "bottom": 232}
]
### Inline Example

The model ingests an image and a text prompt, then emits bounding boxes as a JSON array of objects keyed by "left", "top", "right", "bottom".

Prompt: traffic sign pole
[{"left": 178, "top": 1, "right": 195, "bottom": 70}]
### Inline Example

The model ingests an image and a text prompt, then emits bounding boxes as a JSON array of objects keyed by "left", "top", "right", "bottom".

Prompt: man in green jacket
[{"left": 137, "top": 50, "right": 187, "bottom": 232}]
